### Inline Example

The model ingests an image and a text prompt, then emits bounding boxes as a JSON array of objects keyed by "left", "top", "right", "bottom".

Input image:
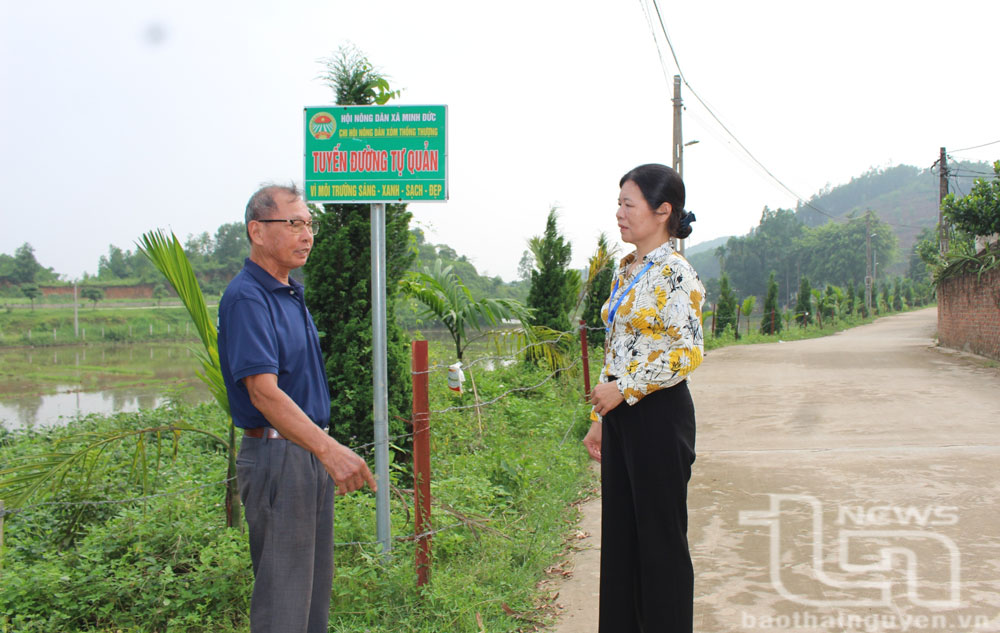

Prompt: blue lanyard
[{"left": 606, "top": 261, "right": 654, "bottom": 335}]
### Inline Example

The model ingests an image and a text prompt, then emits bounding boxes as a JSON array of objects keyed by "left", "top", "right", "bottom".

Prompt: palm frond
[
  {"left": 491, "top": 324, "right": 572, "bottom": 371},
  {"left": 137, "top": 229, "right": 230, "bottom": 416},
  {"left": 400, "top": 259, "right": 535, "bottom": 359},
  {"left": 0, "top": 424, "right": 228, "bottom": 509}
]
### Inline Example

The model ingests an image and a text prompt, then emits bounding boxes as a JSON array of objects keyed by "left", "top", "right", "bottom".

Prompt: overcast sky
[{"left": 2, "top": 0, "right": 998, "bottom": 281}]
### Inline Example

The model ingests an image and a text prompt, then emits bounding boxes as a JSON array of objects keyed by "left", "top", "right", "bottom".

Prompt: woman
[{"left": 584, "top": 163, "right": 705, "bottom": 632}]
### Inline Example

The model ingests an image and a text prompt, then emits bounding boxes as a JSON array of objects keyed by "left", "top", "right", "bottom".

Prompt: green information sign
[{"left": 304, "top": 104, "right": 447, "bottom": 203}]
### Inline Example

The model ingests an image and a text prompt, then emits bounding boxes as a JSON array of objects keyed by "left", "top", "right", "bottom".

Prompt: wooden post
[
  {"left": 579, "top": 319, "right": 591, "bottom": 398},
  {"left": 411, "top": 340, "right": 432, "bottom": 587}
]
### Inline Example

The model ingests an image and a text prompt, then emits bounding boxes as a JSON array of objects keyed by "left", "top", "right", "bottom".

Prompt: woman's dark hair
[{"left": 619, "top": 163, "right": 692, "bottom": 239}]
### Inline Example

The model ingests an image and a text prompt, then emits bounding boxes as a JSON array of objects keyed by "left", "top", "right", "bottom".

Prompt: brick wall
[{"left": 937, "top": 263, "right": 1000, "bottom": 360}]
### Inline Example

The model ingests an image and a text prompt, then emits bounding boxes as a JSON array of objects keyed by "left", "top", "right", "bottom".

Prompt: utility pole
[
  {"left": 672, "top": 74, "right": 685, "bottom": 255},
  {"left": 939, "top": 147, "right": 949, "bottom": 254},
  {"left": 865, "top": 212, "right": 873, "bottom": 312}
]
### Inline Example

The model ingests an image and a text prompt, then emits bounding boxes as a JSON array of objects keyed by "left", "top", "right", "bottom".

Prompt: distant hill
[
  {"left": 688, "top": 160, "right": 995, "bottom": 284},
  {"left": 684, "top": 234, "right": 732, "bottom": 257},
  {"left": 795, "top": 161, "right": 992, "bottom": 259},
  {"left": 683, "top": 235, "right": 730, "bottom": 281}
]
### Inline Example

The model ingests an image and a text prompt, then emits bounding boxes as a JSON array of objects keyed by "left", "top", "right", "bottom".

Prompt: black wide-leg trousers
[{"left": 599, "top": 380, "right": 696, "bottom": 633}]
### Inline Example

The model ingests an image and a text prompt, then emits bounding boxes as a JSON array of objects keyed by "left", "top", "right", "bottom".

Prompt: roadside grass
[
  {"left": 704, "top": 304, "right": 936, "bottom": 351},
  {"left": 0, "top": 345, "right": 597, "bottom": 633}
]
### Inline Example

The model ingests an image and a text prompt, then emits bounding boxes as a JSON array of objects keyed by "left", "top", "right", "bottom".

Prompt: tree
[
  {"left": 400, "top": 260, "right": 533, "bottom": 360},
  {"left": 721, "top": 208, "right": 804, "bottom": 298},
  {"left": 317, "top": 44, "right": 399, "bottom": 106},
  {"left": 81, "top": 286, "right": 104, "bottom": 308},
  {"left": 20, "top": 283, "right": 42, "bottom": 309},
  {"left": 811, "top": 288, "right": 825, "bottom": 328},
  {"left": 740, "top": 295, "right": 756, "bottom": 337},
  {"left": 527, "top": 208, "right": 575, "bottom": 332},
  {"left": 581, "top": 233, "right": 618, "bottom": 347},
  {"left": 942, "top": 160, "right": 1000, "bottom": 239},
  {"left": 714, "top": 273, "right": 738, "bottom": 336},
  {"left": 98, "top": 245, "right": 131, "bottom": 279},
  {"left": 12, "top": 243, "right": 43, "bottom": 284},
  {"left": 797, "top": 213, "right": 897, "bottom": 289},
  {"left": 714, "top": 243, "right": 727, "bottom": 275},
  {"left": 845, "top": 280, "right": 855, "bottom": 316},
  {"left": 760, "top": 272, "right": 782, "bottom": 335},
  {"left": 823, "top": 285, "right": 837, "bottom": 321},
  {"left": 213, "top": 221, "right": 248, "bottom": 273},
  {"left": 908, "top": 227, "right": 936, "bottom": 283},
  {"left": 305, "top": 46, "right": 413, "bottom": 445},
  {"left": 152, "top": 283, "right": 169, "bottom": 306},
  {"left": 892, "top": 277, "right": 903, "bottom": 311},
  {"left": 794, "top": 277, "right": 812, "bottom": 326},
  {"left": 517, "top": 250, "right": 534, "bottom": 282}
]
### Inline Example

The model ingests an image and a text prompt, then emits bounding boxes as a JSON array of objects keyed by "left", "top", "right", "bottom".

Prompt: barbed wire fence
[{"left": 0, "top": 322, "right": 605, "bottom": 559}]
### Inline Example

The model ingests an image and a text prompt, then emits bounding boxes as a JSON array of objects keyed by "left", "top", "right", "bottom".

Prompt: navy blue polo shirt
[{"left": 218, "top": 258, "right": 330, "bottom": 429}]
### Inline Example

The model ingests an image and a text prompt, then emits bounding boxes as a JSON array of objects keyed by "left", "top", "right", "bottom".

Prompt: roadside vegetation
[{"left": 0, "top": 346, "right": 596, "bottom": 633}]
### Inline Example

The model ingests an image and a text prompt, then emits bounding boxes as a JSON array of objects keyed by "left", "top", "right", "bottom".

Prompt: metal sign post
[
  {"left": 370, "top": 201, "right": 390, "bottom": 552},
  {"left": 305, "top": 104, "right": 447, "bottom": 555}
]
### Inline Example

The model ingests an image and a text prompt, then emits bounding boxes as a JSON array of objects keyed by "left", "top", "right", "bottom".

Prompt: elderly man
[{"left": 218, "top": 183, "right": 375, "bottom": 633}]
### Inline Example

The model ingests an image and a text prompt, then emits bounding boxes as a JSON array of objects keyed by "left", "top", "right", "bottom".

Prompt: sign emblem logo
[{"left": 309, "top": 112, "right": 336, "bottom": 140}]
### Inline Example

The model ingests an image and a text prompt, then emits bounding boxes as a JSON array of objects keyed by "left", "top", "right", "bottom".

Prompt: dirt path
[{"left": 548, "top": 308, "right": 1000, "bottom": 632}]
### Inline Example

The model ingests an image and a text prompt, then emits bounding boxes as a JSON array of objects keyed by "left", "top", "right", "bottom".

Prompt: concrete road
[{"left": 549, "top": 308, "right": 1000, "bottom": 633}]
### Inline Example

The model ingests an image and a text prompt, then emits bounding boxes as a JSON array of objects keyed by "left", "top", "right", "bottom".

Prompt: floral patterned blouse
[{"left": 590, "top": 241, "right": 706, "bottom": 422}]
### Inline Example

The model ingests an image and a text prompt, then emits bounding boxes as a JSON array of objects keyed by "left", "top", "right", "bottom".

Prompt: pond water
[
  {"left": 0, "top": 330, "right": 509, "bottom": 430},
  {"left": 0, "top": 343, "right": 210, "bottom": 430}
]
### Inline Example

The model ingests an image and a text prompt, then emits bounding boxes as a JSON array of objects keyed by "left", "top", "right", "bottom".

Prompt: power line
[
  {"left": 639, "top": 0, "right": 927, "bottom": 234},
  {"left": 950, "top": 139, "right": 1000, "bottom": 153},
  {"left": 641, "top": 0, "right": 838, "bottom": 222},
  {"left": 950, "top": 176, "right": 967, "bottom": 198},
  {"left": 948, "top": 167, "right": 996, "bottom": 177}
]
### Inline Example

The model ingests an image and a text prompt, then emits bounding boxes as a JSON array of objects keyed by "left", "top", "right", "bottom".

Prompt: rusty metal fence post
[
  {"left": 579, "top": 319, "right": 591, "bottom": 398},
  {"left": 410, "top": 340, "right": 432, "bottom": 587}
]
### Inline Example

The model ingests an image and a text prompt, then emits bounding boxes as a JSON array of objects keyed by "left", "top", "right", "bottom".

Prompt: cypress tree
[
  {"left": 527, "top": 208, "right": 574, "bottom": 332},
  {"left": 759, "top": 271, "right": 782, "bottom": 335},
  {"left": 582, "top": 233, "right": 616, "bottom": 347},
  {"left": 794, "top": 276, "right": 812, "bottom": 326},
  {"left": 714, "top": 273, "right": 738, "bottom": 336},
  {"left": 305, "top": 46, "right": 413, "bottom": 444}
]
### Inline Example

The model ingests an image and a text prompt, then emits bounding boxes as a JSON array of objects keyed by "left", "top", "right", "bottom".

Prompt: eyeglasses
[{"left": 255, "top": 218, "right": 319, "bottom": 235}]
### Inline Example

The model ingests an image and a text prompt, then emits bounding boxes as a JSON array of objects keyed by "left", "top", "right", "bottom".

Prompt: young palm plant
[
  {"left": 400, "top": 259, "right": 534, "bottom": 360},
  {"left": 137, "top": 229, "right": 238, "bottom": 526}
]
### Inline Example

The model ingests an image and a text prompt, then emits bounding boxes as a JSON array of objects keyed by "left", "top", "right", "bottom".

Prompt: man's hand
[
  {"left": 244, "top": 373, "right": 377, "bottom": 495},
  {"left": 582, "top": 421, "right": 602, "bottom": 462},
  {"left": 320, "top": 440, "right": 377, "bottom": 495},
  {"left": 589, "top": 381, "right": 624, "bottom": 417}
]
